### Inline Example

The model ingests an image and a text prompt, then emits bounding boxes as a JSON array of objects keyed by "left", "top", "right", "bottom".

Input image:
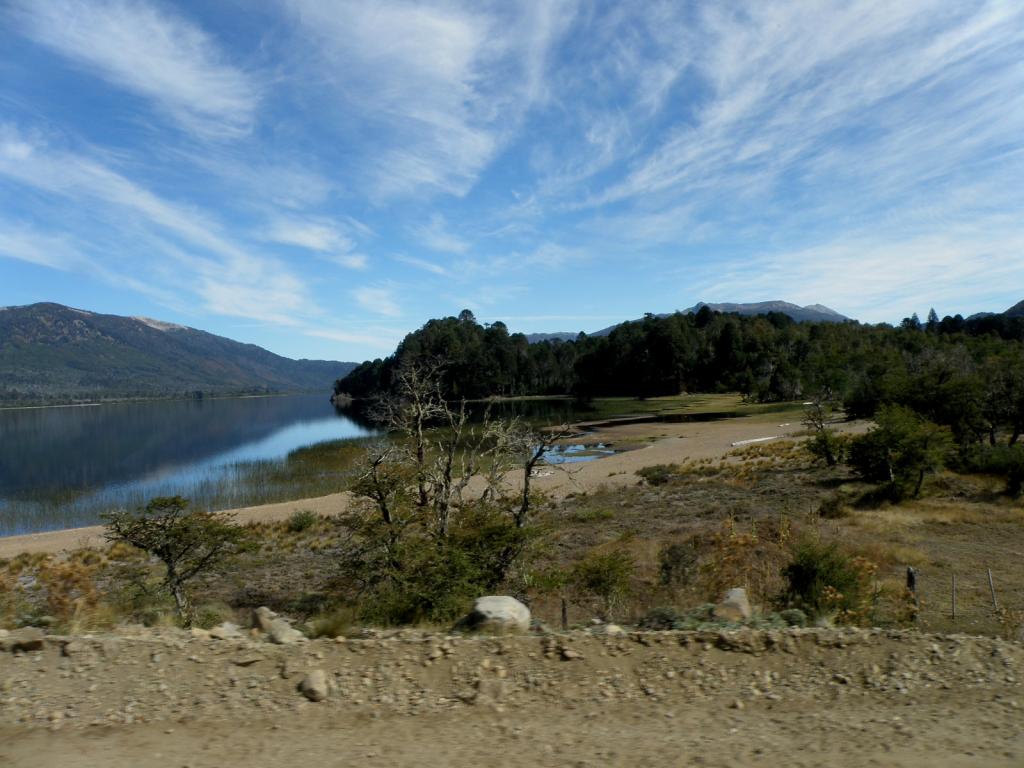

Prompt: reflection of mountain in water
[{"left": 0, "top": 395, "right": 373, "bottom": 498}]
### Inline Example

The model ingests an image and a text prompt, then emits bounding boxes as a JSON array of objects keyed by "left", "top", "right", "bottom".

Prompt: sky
[{"left": 1, "top": 1, "right": 1023, "bottom": 362}]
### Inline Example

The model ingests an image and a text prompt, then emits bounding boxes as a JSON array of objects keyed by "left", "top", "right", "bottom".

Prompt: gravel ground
[{"left": 1, "top": 626, "right": 1020, "bottom": 767}]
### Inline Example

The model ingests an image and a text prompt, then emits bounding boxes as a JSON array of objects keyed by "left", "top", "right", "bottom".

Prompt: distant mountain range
[
  {"left": 0, "top": 303, "right": 356, "bottom": 403},
  {"left": 525, "top": 300, "right": 850, "bottom": 343}
]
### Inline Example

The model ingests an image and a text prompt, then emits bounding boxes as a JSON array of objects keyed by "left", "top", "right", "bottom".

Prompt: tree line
[{"left": 338, "top": 307, "right": 1024, "bottom": 415}]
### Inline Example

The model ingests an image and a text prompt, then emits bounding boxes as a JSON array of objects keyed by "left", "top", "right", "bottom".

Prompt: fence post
[
  {"left": 987, "top": 568, "right": 999, "bottom": 611},
  {"left": 951, "top": 573, "right": 956, "bottom": 622},
  {"left": 906, "top": 566, "right": 919, "bottom": 620}
]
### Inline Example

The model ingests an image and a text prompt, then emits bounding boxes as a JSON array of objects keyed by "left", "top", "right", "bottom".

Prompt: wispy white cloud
[
  {"left": 352, "top": 286, "right": 401, "bottom": 317},
  {"left": 691, "top": 215, "right": 1024, "bottom": 324},
  {"left": 412, "top": 213, "right": 469, "bottom": 254},
  {"left": 9, "top": 0, "right": 259, "bottom": 139},
  {"left": 305, "top": 326, "right": 405, "bottom": 351},
  {"left": 0, "top": 125, "right": 315, "bottom": 325},
  {"left": 0, "top": 222, "right": 82, "bottom": 271},
  {"left": 395, "top": 255, "right": 447, "bottom": 276},
  {"left": 263, "top": 216, "right": 368, "bottom": 270},
  {"left": 282, "top": 0, "right": 575, "bottom": 198}
]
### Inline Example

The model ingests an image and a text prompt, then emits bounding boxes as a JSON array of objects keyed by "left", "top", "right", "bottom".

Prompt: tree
[
  {"left": 849, "top": 405, "right": 952, "bottom": 498},
  {"left": 803, "top": 392, "right": 847, "bottom": 466},
  {"left": 104, "top": 497, "right": 247, "bottom": 626}
]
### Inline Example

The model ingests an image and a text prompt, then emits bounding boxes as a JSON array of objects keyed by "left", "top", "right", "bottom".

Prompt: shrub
[
  {"left": 778, "top": 608, "right": 808, "bottom": 627},
  {"left": 335, "top": 501, "right": 539, "bottom": 627},
  {"left": 570, "top": 548, "right": 635, "bottom": 620},
  {"left": 806, "top": 430, "right": 850, "bottom": 466},
  {"left": 287, "top": 509, "right": 319, "bottom": 533},
  {"left": 103, "top": 496, "right": 249, "bottom": 627},
  {"left": 817, "top": 493, "right": 849, "bottom": 519},
  {"left": 658, "top": 541, "right": 698, "bottom": 587},
  {"left": 849, "top": 405, "right": 952, "bottom": 498},
  {"left": 637, "top": 606, "right": 684, "bottom": 630},
  {"left": 959, "top": 444, "right": 1024, "bottom": 497},
  {"left": 780, "top": 539, "right": 876, "bottom": 624},
  {"left": 636, "top": 464, "right": 679, "bottom": 486}
]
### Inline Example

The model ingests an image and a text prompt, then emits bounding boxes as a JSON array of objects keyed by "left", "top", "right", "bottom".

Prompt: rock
[
  {"left": 189, "top": 628, "right": 211, "bottom": 640},
  {"left": 232, "top": 653, "right": 264, "bottom": 667},
  {"left": 61, "top": 639, "right": 89, "bottom": 657},
  {"left": 299, "top": 670, "right": 329, "bottom": 702},
  {"left": 253, "top": 607, "right": 304, "bottom": 644},
  {"left": 2, "top": 628, "right": 45, "bottom": 653},
  {"left": 457, "top": 596, "right": 531, "bottom": 634},
  {"left": 713, "top": 588, "right": 752, "bottom": 622},
  {"left": 268, "top": 620, "right": 305, "bottom": 645},
  {"left": 209, "top": 622, "right": 242, "bottom": 640},
  {"left": 253, "top": 607, "right": 278, "bottom": 632}
]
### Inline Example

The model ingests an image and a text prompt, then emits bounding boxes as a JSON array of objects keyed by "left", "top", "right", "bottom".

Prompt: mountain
[
  {"left": 524, "top": 300, "right": 850, "bottom": 343},
  {"left": 524, "top": 331, "right": 579, "bottom": 343},
  {"left": 1004, "top": 300, "right": 1024, "bottom": 318},
  {"left": 0, "top": 303, "right": 356, "bottom": 403},
  {"left": 683, "top": 301, "right": 849, "bottom": 323}
]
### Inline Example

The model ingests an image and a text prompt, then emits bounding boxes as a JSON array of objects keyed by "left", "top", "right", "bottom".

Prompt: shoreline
[
  {"left": 0, "top": 414, "right": 870, "bottom": 559},
  {"left": 0, "top": 391, "right": 326, "bottom": 412}
]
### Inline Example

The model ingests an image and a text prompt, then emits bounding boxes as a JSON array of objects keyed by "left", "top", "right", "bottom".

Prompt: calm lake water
[
  {"left": 0, "top": 395, "right": 376, "bottom": 536},
  {"left": 0, "top": 395, "right": 617, "bottom": 537}
]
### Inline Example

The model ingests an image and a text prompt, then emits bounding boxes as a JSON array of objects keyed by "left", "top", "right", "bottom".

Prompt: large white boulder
[{"left": 459, "top": 596, "right": 531, "bottom": 633}]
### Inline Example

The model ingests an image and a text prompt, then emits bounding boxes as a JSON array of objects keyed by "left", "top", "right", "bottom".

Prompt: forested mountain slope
[{"left": 0, "top": 303, "right": 356, "bottom": 403}]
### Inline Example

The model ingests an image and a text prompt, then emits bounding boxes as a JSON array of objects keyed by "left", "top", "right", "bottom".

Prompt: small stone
[
  {"left": 209, "top": 622, "right": 242, "bottom": 640},
  {"left": 61, "top": 639, "right": 88, "bottom": 658},
  {"left": 299, "top": 670, "right": 329, "bottom": 702}
]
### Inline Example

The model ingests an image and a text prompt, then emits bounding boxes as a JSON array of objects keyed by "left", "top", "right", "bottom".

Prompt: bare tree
[{"left": 804, "top": 390, "right": 845, "bottom": 467}]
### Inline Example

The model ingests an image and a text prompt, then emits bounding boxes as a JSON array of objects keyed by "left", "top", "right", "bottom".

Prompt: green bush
[
  {"left": 287, "top": 509, "right": 319, "bottom": 533},
  {"left": 636, "top": 464, "right": 679, "bottom": 486},
  {"left": 336, "top": 501, "right": 539, "bottom": 627},
  {"left": 849, "top": 405, "right": 951, "bottom": 498},
  {"left": 570, "top": 549, "right": 635, "bottom": 620},
  {"left": 780, "top": 539, "right": 875, "bottom": 623},
  {"left": 806, "top": 430, "right": 850, "bottom": 466},
  {"left": 778, "top": 608, "right": 808, "bottom": 627},
  {"left": 959, "top": 444, "right": 1024, "bottom": 497}
]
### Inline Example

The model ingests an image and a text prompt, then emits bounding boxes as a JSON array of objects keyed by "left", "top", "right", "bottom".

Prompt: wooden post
[
  {"left": 987, "top": 569, "right": 999, "bottom": 611},
  {"left": 906, "top": 566, "right": 919, "bottom": 619},
  {"left": 951, "top": 573, "right": 956, "bottom": 622},
  {"left": 561, "top": 597, "right": 568, "bottom": 631}
]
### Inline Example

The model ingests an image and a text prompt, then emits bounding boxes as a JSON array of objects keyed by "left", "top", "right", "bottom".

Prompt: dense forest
[{"left": 338, "top": 307, "right": 1022, "bottom": 423}]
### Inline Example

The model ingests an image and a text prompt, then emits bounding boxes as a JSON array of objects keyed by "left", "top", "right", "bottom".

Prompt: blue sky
[{"left": 2, "top": 1, "right": 1023, "bottom": 362}]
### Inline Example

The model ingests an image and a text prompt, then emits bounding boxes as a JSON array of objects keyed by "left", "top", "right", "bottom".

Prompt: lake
[{"left": 0, "top": 395, "right": 377, "bottom": 536}]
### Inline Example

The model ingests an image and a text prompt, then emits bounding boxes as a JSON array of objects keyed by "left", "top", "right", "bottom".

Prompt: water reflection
[{"left": 0, "top": 395, "right": 375, "bottom": 534}]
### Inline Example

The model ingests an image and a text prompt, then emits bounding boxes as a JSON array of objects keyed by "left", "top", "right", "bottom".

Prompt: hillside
[
  {"left": 0, "top": 303, "right": 356, "bottom": 403},
  {"left": 1005, "top": 299, "right": 1024, "bottom": 318}
]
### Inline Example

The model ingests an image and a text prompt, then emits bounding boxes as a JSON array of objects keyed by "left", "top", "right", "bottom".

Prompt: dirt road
[{"left": 0, "top": 627, "right": 1019, "bottom": 767}]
